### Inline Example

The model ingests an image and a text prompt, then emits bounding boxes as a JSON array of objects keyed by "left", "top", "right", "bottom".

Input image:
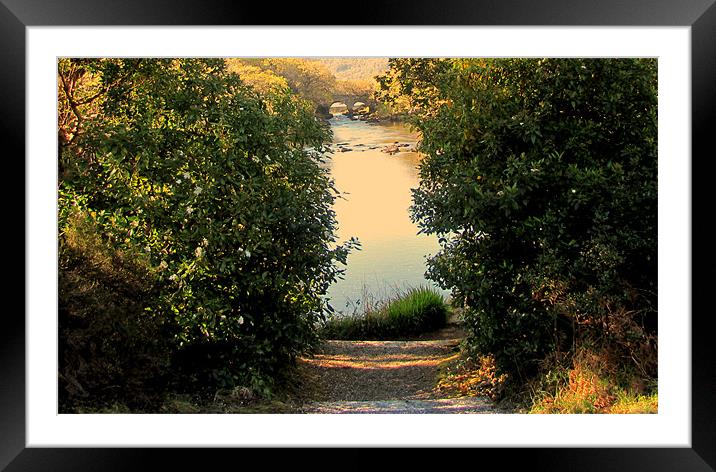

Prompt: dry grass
[
  {"left": 435, "top": 354, "right": 509, "bottom": 401},
  {"left": 529, "top": 348, "right": 657, "bottom": 414},
  {"left": 608, "top": 393, "right": 659, "bottom": 414}
]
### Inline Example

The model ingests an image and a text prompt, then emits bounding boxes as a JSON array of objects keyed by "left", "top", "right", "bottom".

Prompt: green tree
[
  {"left": 58, "top": 58, "right": 356, "bottom": 396},
  {"left": 378, "top": 58, "right": 658, "bottom": 378}
]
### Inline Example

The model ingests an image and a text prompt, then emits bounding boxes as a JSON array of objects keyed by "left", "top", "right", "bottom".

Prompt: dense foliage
[
  {"left": 377, "top": 59, "right": 658, "bottom": 381},
  {"left": 58, "top": 58, "right": 356, "bottom": 404}
]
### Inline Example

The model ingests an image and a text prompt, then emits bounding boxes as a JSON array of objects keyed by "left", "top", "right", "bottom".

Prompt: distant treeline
[
  {"left": 226, "top": 57, "right": 398, "bottom": 118},
  {"left": 311, "top": 57, "right": 389, "bottom": 82}
]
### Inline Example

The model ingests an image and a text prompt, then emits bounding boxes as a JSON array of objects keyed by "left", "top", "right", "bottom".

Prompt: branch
[{"left": 59, "top": 67, "right": 83, "bottom": 145}]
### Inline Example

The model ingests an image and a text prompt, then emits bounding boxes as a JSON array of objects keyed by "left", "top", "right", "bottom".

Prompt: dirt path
[{"left": 296, "top": 316, "right": 498, "bottom": 414}]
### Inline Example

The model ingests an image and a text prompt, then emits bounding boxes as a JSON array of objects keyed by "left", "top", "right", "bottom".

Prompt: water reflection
[{"left": 325, "top": 116, "right": 448, "bottom": 313}]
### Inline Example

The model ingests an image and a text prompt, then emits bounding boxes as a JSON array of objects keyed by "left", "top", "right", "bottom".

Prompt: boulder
[{"left": 381, "top": 144, "right": 400, "bottom": 155}]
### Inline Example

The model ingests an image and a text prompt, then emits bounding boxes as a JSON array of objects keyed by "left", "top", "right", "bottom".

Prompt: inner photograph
[{"left": 57, "top": 57, "right": 658, "bottom": 414}]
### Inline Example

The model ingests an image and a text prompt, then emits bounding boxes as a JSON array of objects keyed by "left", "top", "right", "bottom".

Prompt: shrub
[
  {"left": 321, "top": 286, "right": 449, "bottom": 340},
  {"left": 58, "top": 58, "right": 356, "bottom": 396},
  {"left": 377, "top": 58, "right": 657, "bottom": 379}
]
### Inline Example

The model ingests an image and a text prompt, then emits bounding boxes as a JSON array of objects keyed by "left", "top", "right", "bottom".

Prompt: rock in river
[{"left": 381, "top": 144, "right": 401, "bottom": 155}]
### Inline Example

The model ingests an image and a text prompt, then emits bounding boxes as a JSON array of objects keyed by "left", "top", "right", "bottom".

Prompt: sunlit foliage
[
  {"left": 224, "top": 59, "right": 289, "bottom": 96},
  {"left": 312, "top": 58, "right": 389, "bottom": 82}
]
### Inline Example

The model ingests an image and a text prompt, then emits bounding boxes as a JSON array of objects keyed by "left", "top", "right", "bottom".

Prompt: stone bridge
[{"left": 325, "top": 94, "right": 377, "bottom": 114}]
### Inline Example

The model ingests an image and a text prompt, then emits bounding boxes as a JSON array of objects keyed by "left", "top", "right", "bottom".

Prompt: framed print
[{"left": 5, "top": 0, "right": 714, "bottom": 469}]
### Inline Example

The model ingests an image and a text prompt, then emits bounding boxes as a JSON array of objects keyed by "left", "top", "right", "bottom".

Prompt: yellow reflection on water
[
  {"left": 332, "top": 151, "right": 422, "bottom": 242},
  {"left": 325, "top": 117, "right": 446, "bottom": 312}
]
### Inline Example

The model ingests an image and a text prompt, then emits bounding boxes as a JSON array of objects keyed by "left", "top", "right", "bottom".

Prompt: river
[{"left": 324, "top": 115, "right": 448, "bottom": 315}]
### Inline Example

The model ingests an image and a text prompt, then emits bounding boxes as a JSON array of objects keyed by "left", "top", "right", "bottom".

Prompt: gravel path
[
  {"left": 304, "top": 398, "right": 495, "bottom": 414},
  {"left": 297, "top": 317, "right": 498, "bottom": 414}
]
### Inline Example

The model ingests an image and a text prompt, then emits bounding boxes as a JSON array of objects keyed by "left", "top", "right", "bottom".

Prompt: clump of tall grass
[{"left": 321, "top": 286, "right": 449, "bottom": 340}]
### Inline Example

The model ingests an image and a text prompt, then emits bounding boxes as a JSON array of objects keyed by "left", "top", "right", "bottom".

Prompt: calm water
[{"left": 324, "top": 115, "right": 448, "bottom": 314}]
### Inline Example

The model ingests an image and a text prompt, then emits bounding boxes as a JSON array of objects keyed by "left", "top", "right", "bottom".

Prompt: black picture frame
[{"left": 4, "top": 0, "right": 713, "bottom": 469}]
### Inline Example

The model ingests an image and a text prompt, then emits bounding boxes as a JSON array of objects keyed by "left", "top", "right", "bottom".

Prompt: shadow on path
[{"left": 297, "top": 318, "right": 499, "bottom": 414}]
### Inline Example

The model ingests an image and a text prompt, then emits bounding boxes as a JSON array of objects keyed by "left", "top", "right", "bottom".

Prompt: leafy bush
[
  {"left": 321, "top": 286, "right": 449, "bottom": 340},
  {"left": 58, "top": 58, "right": 356, "bottom": 397},
  {"left": 377, "top": 59, "right": 658, "bottom": 379}
]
